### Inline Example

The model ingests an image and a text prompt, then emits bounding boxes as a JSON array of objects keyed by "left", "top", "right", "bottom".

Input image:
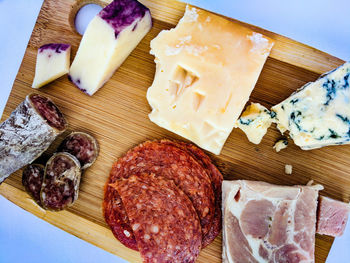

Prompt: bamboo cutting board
[{"left": 0, "top": 0, "right": 348, "bottom": 262}]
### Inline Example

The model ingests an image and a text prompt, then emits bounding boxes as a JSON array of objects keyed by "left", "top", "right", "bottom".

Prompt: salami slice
[
  {"left": 22, "top": 164, "right": 44, "bottom": 205},
  {"left": 112, "top": 173, "right": 202, "bottom": 263},
  {"left": 0, "top": 93, "right": 67, "bottom": 183},
  {"left": 103, "top": 140, "right": 215, "bottom": 250},
  {"left": 160, "top": 139, "right": 223, "bottom": 247},
  {"left": 58, "top": 132, "right": 99, "bottom": 169},
  {"left": 40, "top": 152, "right": 81, "bottom": 211}
]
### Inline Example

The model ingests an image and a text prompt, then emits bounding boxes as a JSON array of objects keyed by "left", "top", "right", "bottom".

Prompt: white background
[{"left": 0, "top": 0, "right": 349, "bottom": 262}]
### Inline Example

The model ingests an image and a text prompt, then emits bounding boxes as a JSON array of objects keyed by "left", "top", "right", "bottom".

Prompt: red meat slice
[
  {"left": 112, "top": 174, "right": 202, "bottom": 263},
  {"left": 160, "top": 139, "right": 223, "bottom": 247},
  {"left": 317, "top": 196, "right": 350, "bottom": 237},
  {"left": 103, "top": 140, "right": 215, "bottom": 250}
]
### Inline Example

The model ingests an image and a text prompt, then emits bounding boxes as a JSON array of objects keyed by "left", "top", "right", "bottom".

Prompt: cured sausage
[
  {"left": 160, "top": 139, "right": 223, "bottom": 247},
  {"left": 58, "top": 132, "right": 99, "bottom": 169},
  {"left": 40, "top": 152, "right": 81, "bottom": 211},
  {"left": 0, "top": 93, "right": 67, "bottom": 183},
  {"left": 103, "top": 140, "right": 215, "bottom": 250},
  {"left": 22, "top": 164, "right": 44, "bottom": 205},
  {"left": 112, "top": 173, "right": 202, "bottom": 263}
]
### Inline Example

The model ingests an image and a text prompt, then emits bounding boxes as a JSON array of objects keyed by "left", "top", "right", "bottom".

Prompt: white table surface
[{"left": 0, "top": 0, "right": 349, "bottom": 262}]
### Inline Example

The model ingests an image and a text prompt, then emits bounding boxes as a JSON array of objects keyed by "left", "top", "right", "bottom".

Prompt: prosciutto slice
[
  {"left": 316, "top": 196, "right": 350, "bottom": 237},
  {"left": 222, "top": 180, "right": 323, "bottom": 263}
]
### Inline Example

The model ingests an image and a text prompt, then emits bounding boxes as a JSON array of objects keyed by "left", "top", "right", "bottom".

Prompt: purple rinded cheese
[
  {"left": 39, "top": 43, "right": 71, "bottom": 54},
  {"left": 98, "top": 0, "right": 150, "bottom": 38},
  {"left": 68, "top": 0, "right": 152, "bottom": 95}
]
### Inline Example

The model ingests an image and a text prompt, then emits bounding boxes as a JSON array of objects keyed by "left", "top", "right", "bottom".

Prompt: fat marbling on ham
[{"left": 222, "top": 180, "right": 323, "bottom": 263}]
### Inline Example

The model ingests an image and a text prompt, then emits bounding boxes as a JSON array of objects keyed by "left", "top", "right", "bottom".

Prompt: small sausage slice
[
  {"left": 40, "top": 152, "right": 81, "bottom": 211},
  {"left": 22, "top": 164, "right": 45, "bottom": 205},
  {"left": 58, "top": 131, "right": 99, "bottom": 169}
]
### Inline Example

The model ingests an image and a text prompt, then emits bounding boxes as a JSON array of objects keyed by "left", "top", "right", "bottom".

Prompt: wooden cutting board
[{"left": 0, "top": 0, "right": 348, "bottom": 262}]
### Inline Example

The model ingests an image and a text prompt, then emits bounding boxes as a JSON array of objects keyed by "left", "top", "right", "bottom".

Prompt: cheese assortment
[
  {"left": 272, "top": 62, "right": 350, "bottom": 150},
  {"left": 236, "top": 103, "right": 274, "bottom": 144},
  {"left": 147, "top": 5, "right": 274, "bottom": 155},
  {"left": 69, "top": 0, "right": 152, "bottom": 95},
  {"left": 32, "top": 43, "right": 71, "bottom": 89}
]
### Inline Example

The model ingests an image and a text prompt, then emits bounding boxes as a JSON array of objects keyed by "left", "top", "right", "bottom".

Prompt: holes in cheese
[
  {"left": 147, "top": 5, "right": 274, "bottom": 155},
  {"left": 193, "top": 92, "right": 205, "bottom": 112}
]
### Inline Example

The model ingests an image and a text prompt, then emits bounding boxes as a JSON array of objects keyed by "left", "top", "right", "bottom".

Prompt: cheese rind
[
  {"left": 236, "top": 103, "right": 273, "bottom": 144},
  {"left": 32, "top": 44, "right": 71, "bottom": 89},
  {"left": 147, "top": 5, "right": 274, "bottom": 155},
  {"left": 272, "top": 62, "right": 350, "bottom": 150},
  {"left": 69, "top": 0, "right": 152, "bottom": 95}
]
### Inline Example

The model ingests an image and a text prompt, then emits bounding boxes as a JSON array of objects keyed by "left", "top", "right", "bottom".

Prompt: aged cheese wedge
[
  {"left": 236, "top": 103, "right": 273, "bottom": 144},
  {"left": 222, "top": 180, "right": 323, "bottom": 263},
  {"left": 272, "top": 62, "right": 350, "bottom": 150},
  {"left": 69, "top": 0, "right": 152, "bottom": 95},
  {"left": 32, "top": 44, "right": 71, "bottom": 89},
  {"left": 147, "top": 5, "right": 274, "bottom": 155}
]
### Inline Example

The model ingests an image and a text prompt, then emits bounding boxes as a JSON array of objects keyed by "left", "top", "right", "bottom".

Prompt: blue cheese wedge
[
  {"left": 236, "top": 103, "right": 274, "bottom": 144},
  {"left": 272, "top": 62, "right": 350, "bottom": 150}
]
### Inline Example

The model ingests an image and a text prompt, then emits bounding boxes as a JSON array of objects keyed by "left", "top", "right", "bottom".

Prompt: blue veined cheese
[
  {"left": 272, "top": 62, "right": 350, "bottom": 150},
  {"left": 236, "top": 103, "right": 274, "bottom": 144}
]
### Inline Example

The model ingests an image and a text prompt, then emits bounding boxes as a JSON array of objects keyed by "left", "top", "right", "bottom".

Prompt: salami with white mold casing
[
  {"left": 58, "top": 132, "right": 99, "bottom": 169},
  {"left": 40, "top": 152, "right": 81, "bottom": 211},
  {"left": 0, "top": 94, "right": 67, "bottom": 184}
]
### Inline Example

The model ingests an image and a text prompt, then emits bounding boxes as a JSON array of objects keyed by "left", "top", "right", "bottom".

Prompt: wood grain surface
[{"left": 0, "top": 0, "right": 347, "bottom": 262}]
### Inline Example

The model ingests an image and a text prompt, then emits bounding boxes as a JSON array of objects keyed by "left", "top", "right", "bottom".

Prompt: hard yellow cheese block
[{"left": 147, "top": 5, "right": 274, "bottom": 154}]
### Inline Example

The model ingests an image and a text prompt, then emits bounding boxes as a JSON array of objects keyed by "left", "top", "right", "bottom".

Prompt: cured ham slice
[
  {"left": 316, "top": 196, "right": 350, "bottom": 237},
  {"left": 222, "top": 180, "right": 323, "bottom": 263}
]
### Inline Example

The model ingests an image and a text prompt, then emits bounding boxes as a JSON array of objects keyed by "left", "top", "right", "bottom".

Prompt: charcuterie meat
[
  {"left": 112, "top": 173, "right": 202, "bottom": 263},
  {"left": 222, "top": 180, "right": 322, "bottom": 263},
  {"left": 103, "top": 140, "right": 215, "bottom": 250},
  {"left": 22, "top": 164, "right": 44, "bottom": 205},
  {"left": 0, "top": 93, "right": 67, "bottom": 183},
  {"left": 58, "top": 132, "right": 99, "bottom": 169},
  {"left": 316, "top": 196, "right": 350, "bottom": 237},
  {"left": 40, "top": 152, "right": 81, "bottom": 211},
  {"left": 160, "top": 139, "right": 223, "bottom": 247}
]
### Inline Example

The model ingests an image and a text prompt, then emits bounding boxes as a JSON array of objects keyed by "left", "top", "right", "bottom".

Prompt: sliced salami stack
[{"left": 103, "top": 140, "right": 223, "bottom": 262}]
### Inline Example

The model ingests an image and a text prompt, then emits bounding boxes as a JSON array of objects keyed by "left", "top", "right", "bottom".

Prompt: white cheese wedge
[
  {"left": 32, "top": 44, "right": 71, "bottom": 89},
  {"left": 147, "top": 5, "right": 274, "bottom": 155},
  {"left": 236, "top": 103, "right": 273, "bottom": 144},
  {"left": 272, "top": 62, "right": 350, "bottom": 150},
  {"left": 69, "top": 0, "right": 152, "bottom": 95}
]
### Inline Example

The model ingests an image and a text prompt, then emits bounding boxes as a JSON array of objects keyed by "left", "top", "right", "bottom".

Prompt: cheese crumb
[
  {"left": 236, "top": 103, "right": 273, "bottom": 144},
  {"left": 273, "top": 139, "right": 288, "bottom": 152},
  {"left": 285, "top": 164, "right": 293, "bottom": 174}
]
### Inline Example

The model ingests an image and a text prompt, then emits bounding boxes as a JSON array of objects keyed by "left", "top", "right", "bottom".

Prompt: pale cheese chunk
[
  {"left": 236, "top": 103, "right": 273, "bottom": 144},
  {"left": 32, "top": 44, "right": 71, "bottom": 89},
  {"left": 69, "top": 0, "right": 152, "bottom": 95},
  {"left": 273, "top": 139, "right": 288, "bottom": 152},
  {"left": 147, "top": 5, "right": 274, "bottom": 155},
  {"left": 272, "top": 62, "right": 350, "bottom": 150}
]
